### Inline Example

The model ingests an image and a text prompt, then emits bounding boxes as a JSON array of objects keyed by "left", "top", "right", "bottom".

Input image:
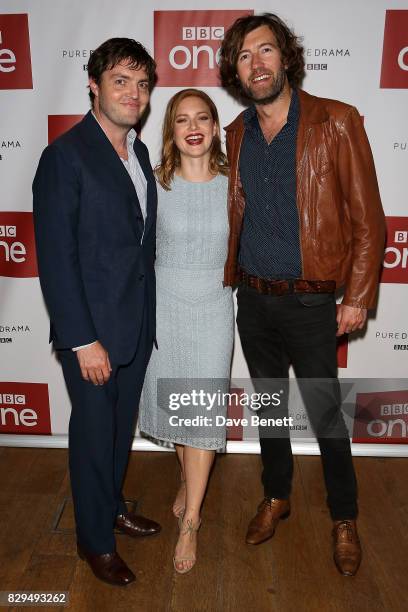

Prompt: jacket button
[{"left": 139, "top": 274, "right": 144, "bottom": 281}]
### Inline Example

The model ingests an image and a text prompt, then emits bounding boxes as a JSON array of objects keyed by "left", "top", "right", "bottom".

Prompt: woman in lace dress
[{"left": 139, "top": 89, "right": 233, "bottom": 573}]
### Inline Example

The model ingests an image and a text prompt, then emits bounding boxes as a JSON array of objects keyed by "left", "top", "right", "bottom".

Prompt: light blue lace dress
[{"left": 139, "top": 174, "right": 233, "bottom": 450}]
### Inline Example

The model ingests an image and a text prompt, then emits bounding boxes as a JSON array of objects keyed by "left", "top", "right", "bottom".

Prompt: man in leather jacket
[{"left": 220, "top": 13, "right": 385, "bottom": 576}]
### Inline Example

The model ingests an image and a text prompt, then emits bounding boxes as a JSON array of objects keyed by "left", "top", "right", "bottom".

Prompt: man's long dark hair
[{"left": 220, "top": 13, "right": 305, "bottom": 99}]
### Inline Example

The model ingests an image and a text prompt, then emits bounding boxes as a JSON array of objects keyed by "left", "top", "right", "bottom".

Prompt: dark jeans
[{"left": 237, "top": 285, "right": 358, "bottom": 520}]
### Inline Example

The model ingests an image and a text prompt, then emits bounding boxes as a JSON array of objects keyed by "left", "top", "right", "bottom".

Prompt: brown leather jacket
[{"left": 223, "top": 89, "right": 386, "bottom": 309}]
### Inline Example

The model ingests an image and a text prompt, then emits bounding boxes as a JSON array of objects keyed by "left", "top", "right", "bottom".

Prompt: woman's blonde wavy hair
[{"left": 156, "top": 88, "right": 228, "bottom": 190}]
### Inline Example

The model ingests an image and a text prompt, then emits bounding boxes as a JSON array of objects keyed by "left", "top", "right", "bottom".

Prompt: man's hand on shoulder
[
  {"left": 336, "top": 304, "right": 367, "bottom": 336},
  {"left": 76, "top": 341, "right": 112, "bottom": 385}
]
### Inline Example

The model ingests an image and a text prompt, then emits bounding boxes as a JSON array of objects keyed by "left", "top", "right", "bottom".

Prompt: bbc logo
[
  {"left": 0, "top": 393, "right": 25, "bottom": 405},
  {"left": 381, "top": 403, "right": 408, "bottom": 415},
  {"left": 182, "top": 26, "right": 224, "bottom": 40},
  {"left": 0, "top": 225, "right": 16, "bottom": 237},
  {"left": 395, "top": 231, "right": 408, "bottom": 243},
  {"left": 307, "top": 64, "right": 328, "bottom": 70}
]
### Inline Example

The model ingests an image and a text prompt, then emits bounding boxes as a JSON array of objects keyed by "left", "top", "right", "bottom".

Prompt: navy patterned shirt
[{"left": 238, "top": 89, "right": 301, "bottom": 280}]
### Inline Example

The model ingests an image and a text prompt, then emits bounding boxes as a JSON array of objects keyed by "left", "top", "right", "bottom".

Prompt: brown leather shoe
[
  {"left": 77, "top": 544, "right": 135, "bottom": 586},
  {"left": 246, "top": 497, "right": 290, "bottom": 545},
  {"left": 115, "top": 511, "right": 161, "bottom": 537},
  {"left": 333, "top": 520, "right": 362, "bottom": 576}
]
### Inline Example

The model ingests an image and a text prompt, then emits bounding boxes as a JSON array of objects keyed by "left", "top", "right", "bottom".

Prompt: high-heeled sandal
[
  {"left": 173, "top": 514, "right": 202, "bottom": 574},
  {"left": 172, "top": 479, "right": 186, "bottom": 518}
]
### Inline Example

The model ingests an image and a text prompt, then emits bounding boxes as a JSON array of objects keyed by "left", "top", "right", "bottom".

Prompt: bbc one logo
[
  {"left": 381, "top": 217, "right": 408, "bottom": 284},
  {"left": 353, "top": 390, "right": 408, "bottom": 444},
  {"left": 380, "top": 10, "right": 408, "bottom": 88},
  {"left": 0, "top": 212, "right": 38, "bottom": 278},
  {"left": 0, "top": 14, "right": 33, "bottom": 89},
  {"left": 0, "top": 383, "right": 51, "bottom": 434},
  {"left": 154, "top": 10, "right": 252, "bottom": 86},
  {"left": 170, "top": 26, "right": 224, "bottom": 68}
]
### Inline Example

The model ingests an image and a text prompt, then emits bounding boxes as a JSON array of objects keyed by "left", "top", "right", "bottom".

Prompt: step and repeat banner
[{"left": 0, "top": 0, "right": 407, "bottom": 454}]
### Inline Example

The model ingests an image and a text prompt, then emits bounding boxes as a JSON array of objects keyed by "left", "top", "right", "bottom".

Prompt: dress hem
[{"left": 139, "top": 429, "right": 226, "bottom": 451}]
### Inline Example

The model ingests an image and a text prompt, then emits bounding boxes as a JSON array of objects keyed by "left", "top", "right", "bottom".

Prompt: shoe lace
[
  {"left": 336, "top": 521, "right": 354, "bottom": 542},
  {"left": 259, "top": 497, "right": 277, "bottom": 511}
]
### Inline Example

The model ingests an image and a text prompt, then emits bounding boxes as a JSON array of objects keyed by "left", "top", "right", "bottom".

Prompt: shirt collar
[
  {"left": 287, "top": 88, "right": 299, "bottom": 124},
  {"left": 243, "top": 104, "right": 257, "bottom": 128},
  {"left": 243, "top": 88, "right": 299, "bottom": 129},
  {"left": 91, "top": 111, "right": 136, "bottom": 151},
  {"left": 126, "top": 128, "right": 137, "bottom": 146}
]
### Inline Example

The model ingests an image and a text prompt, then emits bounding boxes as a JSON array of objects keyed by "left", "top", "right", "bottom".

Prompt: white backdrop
[{"left": 1, "top": 0, "right": 407, "bottom": 455}]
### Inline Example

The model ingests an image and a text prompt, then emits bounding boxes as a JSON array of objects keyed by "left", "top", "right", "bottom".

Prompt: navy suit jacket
[{"left": 33, "top": 111, "right": 157, "bottom": 364}]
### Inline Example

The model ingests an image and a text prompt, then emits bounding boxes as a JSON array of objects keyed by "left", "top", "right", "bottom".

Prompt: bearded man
[{"left": 220, "top": 13, "right": 385, "bottom": 576}]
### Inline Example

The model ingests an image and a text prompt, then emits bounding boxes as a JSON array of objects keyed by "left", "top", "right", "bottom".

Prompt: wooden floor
[{"left": 0, "top": 448, "right": 407, "bottom": 612}]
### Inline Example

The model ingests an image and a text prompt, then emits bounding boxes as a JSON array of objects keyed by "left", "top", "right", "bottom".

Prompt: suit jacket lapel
[{"left": 80, "top": 112, "right": 144, "bottom": 215}]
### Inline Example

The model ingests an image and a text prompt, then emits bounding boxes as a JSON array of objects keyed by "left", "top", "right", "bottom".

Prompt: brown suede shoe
[
  {"left": 115, "top": 512, "right": 161, "bottom": 537},
  {"left": 333, "top": 520, "right": 362, "bottom": 576},
  {"left": 246, "top": 497, "right": 290, "bottom": 545},
  {"left": 77, "top": 544, "right": 135, "bottom": 586}
]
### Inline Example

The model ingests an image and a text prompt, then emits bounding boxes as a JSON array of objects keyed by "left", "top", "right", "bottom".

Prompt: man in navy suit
[{"left": 33, "top": 39, "right": 160, "bottom": 586}]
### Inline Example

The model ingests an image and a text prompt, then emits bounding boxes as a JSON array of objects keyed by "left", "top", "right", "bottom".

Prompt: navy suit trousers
[{"left": 58, "top": 324, "right": 153, "bottom": 554}]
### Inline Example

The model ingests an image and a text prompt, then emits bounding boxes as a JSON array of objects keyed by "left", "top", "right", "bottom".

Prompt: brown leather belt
[{"left": 239, "top": 269, "right": 336, "bottom": 296}]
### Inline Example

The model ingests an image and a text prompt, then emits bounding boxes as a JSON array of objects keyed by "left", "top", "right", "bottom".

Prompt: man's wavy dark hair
[
  {"left": 219, "top": 13, "right": 305, "bottom": 99},
  {"left": 87, "top": 38, "right": 156, "bottom": 106}
]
